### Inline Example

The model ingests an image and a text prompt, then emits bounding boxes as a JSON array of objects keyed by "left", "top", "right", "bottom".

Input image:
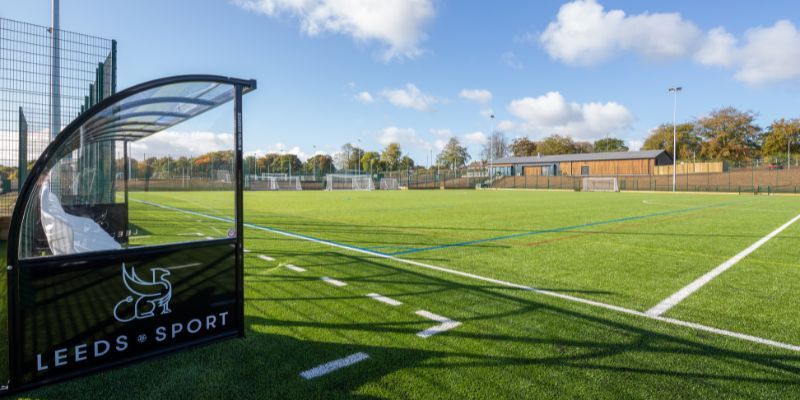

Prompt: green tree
[
  {"left": 361, "top": 151, "right": 381, "bottom": 174},
  {"left": 641, "top": 123, "right": 700, "bottom": 160},
  {"left": 593, "top": 137, "right": 629, "bottom": 152},
  {"left": 761, "top": 118, "right": 800, "bottom": 160},
  {"left": 437, "top": 137, "right": 470, "bottom": 170},
  {"left": 306, "top": 154, "right": 335, "bottom": 175},
  {"left": 399, "top": 155, "right": 415, "bottom": 170},
  {"left": 696, "top": 107, "right": 761, "bottom": 162},
  {"left": 381, "top": 143, "right": 403, "bottom": 170},
  {"left": 509, "top": 137, "right": 537, "bottom": 156},
  {"left": 537, "top": 134, "right": 574, "bottom": 155}
]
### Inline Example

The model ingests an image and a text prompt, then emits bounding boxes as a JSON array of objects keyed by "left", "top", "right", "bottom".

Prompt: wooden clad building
[{"left": 493, "top": 150, "right": 673, "bottom": 177}]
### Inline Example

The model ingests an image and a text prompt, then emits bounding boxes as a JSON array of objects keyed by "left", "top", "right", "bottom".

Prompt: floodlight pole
[
  {"left": 668, "top": 87, "right": 682, "bottom": 192},
  {"left": 489, "top": 114, "right": 495, "bottom": 179},
  {"left": 50, "top": 0, "right": 60, "bottom": 140},
  {"left": 789, "top": 136, "right": 791, "bottom": 170}
]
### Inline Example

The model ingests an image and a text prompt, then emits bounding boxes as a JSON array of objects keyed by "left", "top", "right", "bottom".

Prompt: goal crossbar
[{"left": 582, "top": 177, "right": 619, "bottom": 192}]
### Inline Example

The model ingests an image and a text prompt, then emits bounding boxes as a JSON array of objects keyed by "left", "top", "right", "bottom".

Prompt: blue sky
[{"left": 4, "top": 0, "right": 800, "bottom": 165}]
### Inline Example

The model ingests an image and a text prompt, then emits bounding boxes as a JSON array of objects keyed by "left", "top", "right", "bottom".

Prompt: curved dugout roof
[
  {"left": 40, "top": 75, "right": 256, "bottom": 163},
  {"left": 9, "top": 74, "right": 256, "bottom": 261}
]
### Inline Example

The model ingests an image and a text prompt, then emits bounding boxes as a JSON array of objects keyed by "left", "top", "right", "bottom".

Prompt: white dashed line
[
  {"left": 415, "top": 310, "right": 461, "bottom": 338},
  {"left": 285, "top": 264, "right": 306, "bottom": 272},
  {"left": 367, "top": 293, "right": 402, "bottom": 306},
  {"left": 299, "top": 352, "right": 369, "bottom": 380},
  {"left": 258, "top": 255, "right": 275, "bottom": 262},
  {"left": 321, "top": 277, "right": 347, "bottom": 287}
]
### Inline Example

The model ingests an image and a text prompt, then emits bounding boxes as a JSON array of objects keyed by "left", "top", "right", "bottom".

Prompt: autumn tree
[
  {"left": 696, "top": 107, "right": 761, "bottom": 162},
  {"left": 399, "top": 155, "right": 415, "bottom": 170},
  {"left": 381, "top": 143, "right": 403, "bottom": 170},
  {"left": 437, "top": 137, "right": 470, "bottom": 170},
  {"left": 510, "top": 137, "right": 537, "bottom": 156},
  {"left": 642, "top": 123, "right": 700, "bottom": 160},
  {"left": 360, "top": 151, "right": 382, "bottom": 174},
  {"left": 537, "top": 134, "right": 575, "bottom": 155},
  {"left": 761, "top": 118, "right": 800, "bottom": 160},
  {"left": 593, "top": 137, "right": 628, "bottom": 152},
  {"left": 306, "top": 154, "right": 335, "bottom": 175}
]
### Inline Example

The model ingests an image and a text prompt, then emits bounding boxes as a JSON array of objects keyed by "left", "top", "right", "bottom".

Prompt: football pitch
[{"left": 22, "top": 189, "right": 800, "bottom": 399}]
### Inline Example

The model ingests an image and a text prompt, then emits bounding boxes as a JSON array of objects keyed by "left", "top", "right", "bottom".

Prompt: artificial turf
[{"left": 14, "top": 189, "right": 800, "bottom": 399}]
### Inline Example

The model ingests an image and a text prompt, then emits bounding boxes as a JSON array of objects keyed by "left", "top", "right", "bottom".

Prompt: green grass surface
[{"left": 16, "top": 189, "right": 800, "bottom": 399}]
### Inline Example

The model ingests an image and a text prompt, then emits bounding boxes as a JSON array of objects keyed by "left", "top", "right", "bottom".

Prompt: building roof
[{"left": 494, "top": 150, "right": 669, "bottom": 165}]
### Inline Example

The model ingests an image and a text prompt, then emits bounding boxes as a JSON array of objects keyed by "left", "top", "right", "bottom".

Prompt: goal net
[
  {"left": 379, "top": 178, "right": 399, "bottom": 190},
  {"left": 325, "top": 174, "right": 375, "bottom": 191},
  {"left": 252, "top": 176, "right": 302, "bottom": 190},
  {"left": 582, "top": 177, "right": 619, "bottom": 192}
]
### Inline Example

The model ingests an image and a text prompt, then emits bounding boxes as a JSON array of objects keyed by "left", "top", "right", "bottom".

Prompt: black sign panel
[{"left": 15, "top": 240, "right": 239, "bottom": 385}]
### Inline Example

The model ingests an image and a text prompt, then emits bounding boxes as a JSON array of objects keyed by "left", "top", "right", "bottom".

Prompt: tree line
[{"left": 497, "top": 107, "right": 799, "bottom": 164}]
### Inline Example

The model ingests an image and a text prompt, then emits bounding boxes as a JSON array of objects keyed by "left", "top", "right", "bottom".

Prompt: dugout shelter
[{"left": 2, "top": 75, "right": 256, "bottom": 393}]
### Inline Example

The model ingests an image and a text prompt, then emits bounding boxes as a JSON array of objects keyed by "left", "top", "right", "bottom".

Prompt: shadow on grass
[{"left": 16, "top": 249, "right": 800, "bottom": 399}]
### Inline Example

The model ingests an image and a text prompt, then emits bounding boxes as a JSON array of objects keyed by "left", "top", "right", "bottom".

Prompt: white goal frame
[
  {"left": 250, "top": 176, "right": 303, "bottom": 190},
  {"left": 582, "top": 177, "right": 619, "bottom": 192},
  {"left": 325, "top": 174, "right": 375, "bottom": 191},
  {"left": 379, "top": 178, "right": 399, "bottom": 190}
]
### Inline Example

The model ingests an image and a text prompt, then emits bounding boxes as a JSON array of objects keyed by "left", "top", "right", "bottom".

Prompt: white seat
[{"left": 40, "top": 180, "right": 121, "bottom": 255}]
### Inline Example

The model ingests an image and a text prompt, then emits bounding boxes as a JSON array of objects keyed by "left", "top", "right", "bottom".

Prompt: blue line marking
[
  {"left": 388, "top": 200, "right": 745, "bottom": 256},
  {"left": 135, "top": 198, "right": 746, "bottom": 258}
]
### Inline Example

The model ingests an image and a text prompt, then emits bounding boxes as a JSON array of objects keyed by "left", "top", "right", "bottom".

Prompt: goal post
[
  {"left": 253, "top": 176, "right": 301, "bottom": 190},
  {"left": 379, "top": 178, "right": 399, "bottom": 190},
  {"left": 325, "top": 174, "right": 375, "bottom": 191},
  {"left": 582, "top": 177, "right": 619, "bottom": 192}
]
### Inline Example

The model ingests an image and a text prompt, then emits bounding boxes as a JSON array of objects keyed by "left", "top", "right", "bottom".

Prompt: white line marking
[
  {"left": 321, "top": 277, "right": 347, "bottom": 287},
  {"left": 299, "top": 352, "right": 369, "bottom": 380},
  {"left": 258, "top": 255, "right": 275, "bottom": 262},
  {"left": 134, "top": 199, "right": 800, "bottom": 352},
  {"left": 647, "top": 212, "right": 800, "bottom": 317},
  {"left": 367, "top": 293, "right": 402, "bottom": 306},
  {"left": 243, "top": 248, "right": 251, "bottom": 253},
  {"left": 166, "top": 262, "right": 202, "bottom": 270},
  {"left": 285, "top": 264, "right": 306, "bottom": 272},
  {"left": 416, "top": 310, "right": 461, "bottom": 338},
  {"left": 205, "top": 236, "right": 215, "bottom": 240}
]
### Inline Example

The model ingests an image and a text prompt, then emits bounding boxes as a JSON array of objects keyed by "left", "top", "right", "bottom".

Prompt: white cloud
[
  {"left": 495, "top": 120, "right": 516, "bottom": 133},
  {"left": 539, "top": 0, "right": 701, "bottom": 66},
  {"left": 628, "top": 139, "right": 643, "bottom": 151},
  {"left": 381, "top": 83, "right": 441, "bottom": 111},
  {"left": 733, "top": 20, "right": 800, "bottom": 85},
  {"left": 377, "top": 126, "right": 432, "bottom": 149},
  {"left": 463, "top": 131, "right": 487, "bottom": 145},
  {"left": 539, "top": 1, "right": 800, "bottom": 85},
  {"left": 430, "top": 128, "right": 453, "bottom": 150},
  {"left": 694, "top": 27, "right": 737, "bottom": 68},
  {"left": 507, "top": 91, "right": 634, "bottom": 139},
  {"left": 480, "top": 109, "right": 494, "bottom": 118},
  {"left": 131, "top": 131, "right": 234, "bottom": 158},
  {"left": 502, "top": 51, "right": 523, "bottom": 70},
  {"left": 459, "top": 89, "right": 492, "bottom": 104},
  {"left": 235, "top": 0, "right": 435, "bottom": 61},
  {"left": 355, "top": 91, "right": 375, "bottom": 103},
  {"left": 694, "top": 21, "right": 800, "bottom": 85}
]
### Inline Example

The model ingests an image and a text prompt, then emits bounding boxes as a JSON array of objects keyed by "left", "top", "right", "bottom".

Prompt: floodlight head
[{"left": 668, "top": 86, "right": 683, "bottom": 93}]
